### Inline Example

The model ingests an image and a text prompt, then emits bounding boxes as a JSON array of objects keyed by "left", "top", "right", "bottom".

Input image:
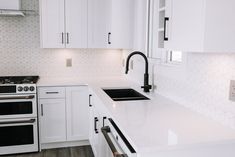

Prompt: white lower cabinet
[
  {"left": 40, "top": 99, "right": 66, "bottom": 143},
  {"left": 88, "top": 91, "right": 110, "bottom": 157},
  {"left": 89, "top": 106, "right": 100, "bottom": 157},
  {"left": 38, "top": 86, "right": 89, "bottom": 145},
  {"left": 89, "top": 93, "right": 100, "bottom": 156},
  {"left": 66, "top": 86, "right": 89, "bottom": 141}
]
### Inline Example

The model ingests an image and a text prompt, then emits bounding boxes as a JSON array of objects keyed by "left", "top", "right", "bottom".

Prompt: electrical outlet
[
  {"left": 229, "top": 80, "right": 235, "bottom": 101},
  {"left": 66, "top": 58, "right": 72, "bottom": 67}
]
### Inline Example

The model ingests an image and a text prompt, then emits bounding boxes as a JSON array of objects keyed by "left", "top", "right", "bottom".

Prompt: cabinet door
[
  {"left": 88, "top": 0, "right": 110, "bottom": 48},
  {"left": 40, "top": 0, "right": 65, "bottom": 48},
  {"left": 39, "top": 99, "right": 66, "bottom": 143},
  {"left": 88, "top": 93, "right": 102, "bottom": 157},
  {"left": 164, "top": 0, "right": 205, "bottom": 51},
  {"left": 65, "top": 0, "right": 88, "bottom": 48},
  {"left": 88, "top": 0, "right": 134, "bottom": 49},
  {"left": 88, "top": 92, "right": 111, "bottom": 157},
  {"left": 66, "top": 86, "right": 89, "bottom": 141},
  {"left": 133, "top": 0, "right": 149, "bottom": 53},
  {"left": 203, "top": 0, "right": 235, "bottom": 52},
  {"left": 108, "top": 0, "right": 134, "bottom": 49},
  {"left": 90, "top": 109, "right": 101, "bottom": 156}
]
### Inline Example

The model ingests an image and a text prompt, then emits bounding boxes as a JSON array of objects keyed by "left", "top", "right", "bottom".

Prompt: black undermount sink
[{"left": 103, "top": 88, "right": 150, "bottom": 101}]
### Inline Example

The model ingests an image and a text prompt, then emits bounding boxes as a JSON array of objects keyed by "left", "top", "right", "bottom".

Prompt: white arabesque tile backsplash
[
  {"left": 123, "top": 51, "right": 235, "bottom": 129},
  {"left": 0, "top": 0, "right": 123, "bottom": 78}
]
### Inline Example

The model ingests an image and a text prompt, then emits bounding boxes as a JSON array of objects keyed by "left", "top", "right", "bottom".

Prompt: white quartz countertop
[{"left": 37, "top": 77, "right": 235, "bottom": 154}]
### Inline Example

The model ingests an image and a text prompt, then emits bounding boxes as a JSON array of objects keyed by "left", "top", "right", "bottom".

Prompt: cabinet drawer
[{"left": 39, "top": 87, "right": 65, "bottom": 99}]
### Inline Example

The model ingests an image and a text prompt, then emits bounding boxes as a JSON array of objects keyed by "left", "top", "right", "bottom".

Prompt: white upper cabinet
[
  {"left": 40, "top": 0, "right": 65, "bottom": 48},
  {"left": 65, "top": 0, "right": 88, "bottom": 48},
  {"left": 133, "top": 0, "right": 149, "bottom": 53},
  {"left": 88, "top": 0, "right": 134, "bottom": 49},
  {"left": 164, "top": 0, "right": 205, "bottom": 52},
  {"left": 88, "top": 0, "right": 110, "bottom": 49},
  {"left": 203, "top": 0, "right": 235, "bottom": 52},
  {"left": 40, "top": 0, "right": 88, "bottom": 48},
  {"left": 163, "top": 0, "right": 235, "bottom": 52},
  {"left": 149, "top": 0, "right": 235, "bottom": 54},
  {"left": 41, "top": 0, "right": 133, "bottom": 49},
  {"left": 109, "top": 0, "right": 134, "bottom": 49}
]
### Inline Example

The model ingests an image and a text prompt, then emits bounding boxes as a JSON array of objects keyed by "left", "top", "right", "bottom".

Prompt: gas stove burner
[{"left": 0, "top": 76, "right": 39, "bottom": 85}]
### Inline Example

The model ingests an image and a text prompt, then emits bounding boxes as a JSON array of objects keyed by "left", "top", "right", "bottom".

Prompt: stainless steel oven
[{"left": 101, "top": 118, "right": 137, "bottom": 157}]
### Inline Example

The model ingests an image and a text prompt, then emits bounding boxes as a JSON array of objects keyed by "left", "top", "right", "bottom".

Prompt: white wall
[
  {"left": 0, "top": 0, "right": 123, "bottom": 78},
  {"left": 123, "top": 50, "right": 235, "bottom": 129}
]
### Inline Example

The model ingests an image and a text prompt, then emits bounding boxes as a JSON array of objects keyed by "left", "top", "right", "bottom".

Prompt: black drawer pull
[
  {"left": 108, "top": 32, "right": 111, "bottom": 44},
  {"left": 89, "top": 94, "right": 92, "bottom": 107},
  {"left": 164, "top": 17, "right": 169, "bottom": 41},
  {"left": 46, "top": 92, "right": 59, "bottom": 94},
  {"left": 94, "top": 117, "right": 99, "bottom": 134},
  {"left": 103, "top": 116, "right": 107, "bottom": 127}
]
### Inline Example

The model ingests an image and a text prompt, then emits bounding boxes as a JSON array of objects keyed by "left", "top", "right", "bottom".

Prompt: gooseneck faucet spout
[{"left": 125, "top": 51, "right": 152, "bottom": 92}]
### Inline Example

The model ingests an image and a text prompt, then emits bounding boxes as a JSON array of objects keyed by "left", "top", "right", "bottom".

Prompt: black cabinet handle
[
  {"left": 103, "top": 116, "right": 107, "bottom": 127},
  {"left": 89, "top": 94, "right": 92, "bottom": 107},
  {"left": 108, "top": 32, "right": 111, "bottom": 44},
  {"left": 164, "top": 17, "right": 169, "bottom": 41},
  {"left": 46, "top": 92, "right": 59, "bottom": 94},
  {"left": 41, "top": 104, "right": 44, "bottom": 116},
  {"left": 94, "top": 117, "right": 99, "bottom": 134},
  {"left": 66, "top": 33, "right": 69, "bottom": 44},
  {"left": 62, "top": 32, "right": 64, "bottom": 44}
]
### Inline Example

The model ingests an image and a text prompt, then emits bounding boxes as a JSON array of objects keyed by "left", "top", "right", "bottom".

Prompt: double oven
[{"left": 0, "top": 78, "right": 39, "bottom": 155}]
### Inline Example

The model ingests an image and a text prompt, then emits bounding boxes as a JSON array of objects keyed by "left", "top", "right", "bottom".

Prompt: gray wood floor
[{"left": 4, "top": 146, "right": 94, "bottom": 157}]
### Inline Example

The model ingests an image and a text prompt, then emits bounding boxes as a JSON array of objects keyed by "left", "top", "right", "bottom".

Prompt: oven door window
[
  {"left": 0, "top": 102, "right": 32, "bottom": 115},
  {"left": 0, "top": 125, "right": 34, "bottom": 146}
]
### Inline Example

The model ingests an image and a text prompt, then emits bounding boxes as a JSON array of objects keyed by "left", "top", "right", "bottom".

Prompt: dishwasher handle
[{"left": 101, "top": 126, "right": 128, "bottom": 157}]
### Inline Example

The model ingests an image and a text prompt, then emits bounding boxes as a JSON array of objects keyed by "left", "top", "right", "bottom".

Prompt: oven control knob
[
  {"left": 18, "top": 86, "right": 23, "bottom": 92},
  {"left": 29, "top": 86, "right": 35, "bottom": 91},
  {"left": 24, "top": 86, "right": 29, "bottom": 92}
]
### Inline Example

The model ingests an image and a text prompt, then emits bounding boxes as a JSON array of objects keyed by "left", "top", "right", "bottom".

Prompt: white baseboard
[{"left": 41, "top": 140, "right": 90, "bottom": 150}]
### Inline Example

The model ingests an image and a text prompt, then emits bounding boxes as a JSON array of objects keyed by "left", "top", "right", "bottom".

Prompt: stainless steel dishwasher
[{"left": 101, "top": 118, "right": 137, "bottom": 157}]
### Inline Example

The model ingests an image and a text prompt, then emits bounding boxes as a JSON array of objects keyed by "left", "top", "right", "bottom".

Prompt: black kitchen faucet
[{"left": 125, "top": 51, "right": 152, "bottom": 92}]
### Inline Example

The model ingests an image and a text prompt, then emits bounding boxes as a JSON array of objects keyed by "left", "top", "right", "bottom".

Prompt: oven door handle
[
  {"left": 0, "top": 119, "right": 36, "bottom": 125},
  {"left": 101, "top": 126, "right": 128, "bottom": 157},
  {"left": 0, "top": 95, "right": 35, "bottom": 100}
]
